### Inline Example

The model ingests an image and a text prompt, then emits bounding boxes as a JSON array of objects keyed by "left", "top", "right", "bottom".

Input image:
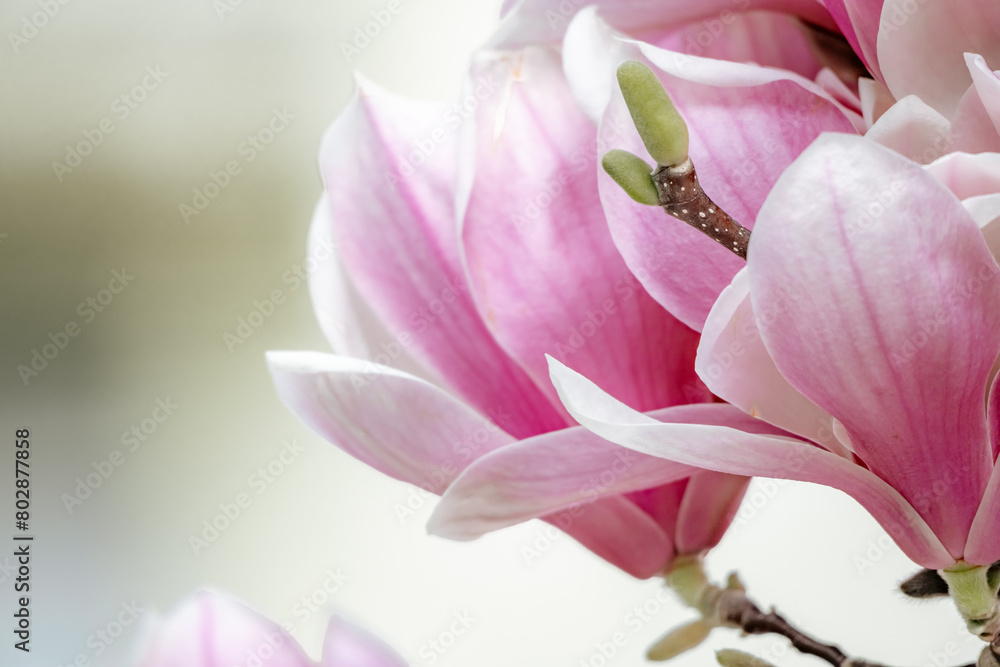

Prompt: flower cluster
[{"left": 144, "top": 0, "right": 1000, "bottom": 664}]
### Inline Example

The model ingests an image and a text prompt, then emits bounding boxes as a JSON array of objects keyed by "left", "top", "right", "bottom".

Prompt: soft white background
[{"left": 0, "top": 0, "right": 978, "bottom": 665}]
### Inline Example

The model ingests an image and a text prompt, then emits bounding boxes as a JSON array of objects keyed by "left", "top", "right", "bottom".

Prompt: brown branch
[{"left": 652, "top": 158, "right": 751, "bottom": 260}]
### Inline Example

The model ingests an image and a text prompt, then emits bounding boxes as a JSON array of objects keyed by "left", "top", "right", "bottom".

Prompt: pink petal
[
  {"left": 580, "top": 28, "right": 857, "bottom": 330},
  {"left": 320, "top": 78, "right": 566, "bottom": 438},
  {"left": 267, "top": 351, "right": 514, "bottom": 492},
  {"left": 865, "top": 95, "right": 951, "bottom": 164},
  {"left": 748, "top": 133, "right": 1000, "bottom": 556},
  {"left": 950, "top": 87, "right": 1000, "bottom": 155},
  {"left": 428, "top": 409, "right": 701, "bottom": 540},
  {"left": 878, "top": 0, "right": 1000, "bottom": 116},
  {"left": 548, "top": 357, "right": 954, "bottom": 567},
  {"left": 489, "top": 0, "right": 836, "bottom": 50},
  {"left": 137, "top": 592, "right": 312, "bottom": 667},
  {"left": 697, "top": 269, "right": 847, "bottom": 455},
  {"left": 544, "top": 497, "right": 676, "bottom": 578},
  {"left": 322, "top": 617, "right": 407, "bottom": 667},
  {"left": 459, "top": 47, "right": 707, "bottom": 412},
  {"left": 675, "top": 471, "right": 751, "bottom": 553}
]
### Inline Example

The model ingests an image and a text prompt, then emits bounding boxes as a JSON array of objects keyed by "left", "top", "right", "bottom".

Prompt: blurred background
[{"left": 0, "top": 1, "right": 979, "bottom": 665}]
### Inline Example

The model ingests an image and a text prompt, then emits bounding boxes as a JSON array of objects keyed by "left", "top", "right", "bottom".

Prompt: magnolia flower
[
  {"left": 135, "top": 591, "right": 406, "bottom": 667},
  {"left": 268, "top": 2, "right": 873, "bottom": 579}
]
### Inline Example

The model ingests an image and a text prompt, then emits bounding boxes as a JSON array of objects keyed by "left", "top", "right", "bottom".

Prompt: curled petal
[
  {"left": 748, "top": 134, "right": 1000, "bottom": 556},
  {"left": 548, "top": 357, "right": 953, "bottom": 567}
]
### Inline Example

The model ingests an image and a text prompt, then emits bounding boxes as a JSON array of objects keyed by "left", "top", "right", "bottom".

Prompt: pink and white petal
[
  {"left": 675, "top": 471, "right": 751, "bottom": 553},
  {"left": 822, "top": 0, "right": 883, "bottom": 80},
  {"left": 748, "top": 133, "right": 1000, "bottom": 555},
  {"left": 429, "top": 409, "right": 704, "bottom": 540},
  {"left": 865, "top": 95, "right": 951, "bottom": 164},
  {"left": 320, "top": 78, "right": 566, "bottom": 438},
  {"left": 593, "top": 36, "right": 858, "bottom": 331},
  {"left": 460, "top": 47, "right": 706, "bottom": 413},
  {"left": 322, "top": 617, "right": 407, "bottom": 667},
  {"left": 697, "top": 269, "right": 847, "bottom": 455},
  {"left": 924, "top": 152, "right": 1000, "bottom": 200},
  {"left": 267, "top": 351, "right": 513, "bottom": 493},
  {"left": 137, "top": 592, "right": 312, "bottom": 667},
  {"left": 877, "top": 0, "right": 1000, "bottom": 117},
  {"left": 547, "top": 496, "right": 675, "bottom": 578},
  {"left": 489, "top": 0, "right": 836, "bottom": 50},
  {"left": 548, "top": 357, "right": 954, "bottom": 567}
]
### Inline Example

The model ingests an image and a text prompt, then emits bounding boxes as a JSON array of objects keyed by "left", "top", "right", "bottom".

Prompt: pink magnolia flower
[
  {"left": 135, "top": 591, "right": 406, "bottom": 667},
  {"left": 545, "top": 132, "right": 1000, "bottom": 570},
  {"left": 268, "top": 3, "right": 875, "bottom": 579}
]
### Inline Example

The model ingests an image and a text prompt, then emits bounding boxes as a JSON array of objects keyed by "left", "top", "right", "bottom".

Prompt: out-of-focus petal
[
  {"left": 322, "top": 617, "right": 407, "bottom": 667},
  {"left": 489, "top": 0, "right": 836, "bottom": 50},
  {"left": 573, "top": 16, "right": 857, "bottom": 330},
  {"left": 865, "top": 95, "right": 951, "bottom": 164},
  {"left": 924, "top": 152, "right": 1000, "bottom": 200},
  {"left": 675, "top": 472, "right": 750, "bottom": 553},
  {"left": 320, "top": 78, "right": 566, "bottom": 438},
  {"left": 748, "top": 134, "right": 1000, "bottom": 556},
  {"left": 697, "top": 270, "right": 845, "bottom": 454},
  {"left": 548, "top": 357, "right": 954, "bottom": 567},
  {"left": 459, "top": 47, "right": 706, "bottom": 413},
  {"left": 878, "top": 1, "right": 1000, "bottom": 116},
  {"left": 137, "top": 592, "right": 312, "bottom": 667}
]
